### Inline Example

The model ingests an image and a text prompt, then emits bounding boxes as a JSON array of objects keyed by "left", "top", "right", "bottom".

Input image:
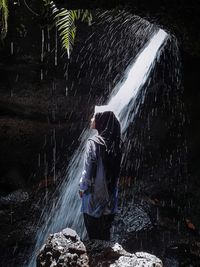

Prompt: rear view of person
[{"left": 79, "top": 109, "right": 121, "bottom": 240}]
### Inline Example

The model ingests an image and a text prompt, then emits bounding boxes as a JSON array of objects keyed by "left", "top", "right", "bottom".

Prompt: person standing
[{"left": 79, "top": 110, "right": 121, "bottom": 240}]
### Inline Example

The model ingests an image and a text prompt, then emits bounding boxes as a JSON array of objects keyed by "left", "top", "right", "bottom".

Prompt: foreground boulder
[
  {"left": 37, "top": 228, "right": 89, "bottom": 267},
  {"left": 37, "top": 228, "right": 163, "bottom": 267}
]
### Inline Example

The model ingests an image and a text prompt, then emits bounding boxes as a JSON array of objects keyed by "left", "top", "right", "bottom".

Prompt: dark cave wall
[
  {"left": 0, "top": 1, "right": 93, "bottom": 191},
  {"left": 0, "top": 2, "right": 199, "bottom": 266}
]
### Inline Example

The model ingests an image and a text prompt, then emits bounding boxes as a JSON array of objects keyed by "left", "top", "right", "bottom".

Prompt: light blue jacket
[{"left": 79, "top": 136, "right": 118, "bottom": 218}]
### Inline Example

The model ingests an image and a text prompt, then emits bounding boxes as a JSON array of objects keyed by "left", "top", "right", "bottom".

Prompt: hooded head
[
  {"left": 95, "top": 110, "right": 120, "bottom": 137},
  {"left": 93, "top": 110, "right": 121, "bottom": 155}
]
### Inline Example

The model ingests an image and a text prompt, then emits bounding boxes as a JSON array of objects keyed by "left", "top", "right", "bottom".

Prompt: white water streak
[
  {"left": 28, "top": 29, "right": 168, "bottom": 267},
  {"left": 108, "top": 29, "right": 168, "bottom": 130}
]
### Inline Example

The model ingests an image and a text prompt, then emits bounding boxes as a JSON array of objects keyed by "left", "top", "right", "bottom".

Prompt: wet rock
[
  {"left": 62, "top": 228, "right": 80, "bottom": 242},
  {"left": 110, "top": 256, "right": 137, "bottom": 267},
  {"left": 135, "top": 252, "right": 162, "bottom": 266},
  {"left": 113, "top": 203, "right": 153, "bottom": 243},
  {"left": 85, "top": 240, "right": 132, "bottom": 265},
  {"left": 86, "top": 240, "right": 163, "bottom": 266},
  {"left": 37, "top": 228, "right": 89, "bottom": 267},
  {"left": 0, "top": 189, "right": 29, "bottom": 208},
  {"left": 37, "top": 228, "right": 163, "bottom": 267},
  {"left": 110, "top": 253, "right": 162, "bottom": 267}
]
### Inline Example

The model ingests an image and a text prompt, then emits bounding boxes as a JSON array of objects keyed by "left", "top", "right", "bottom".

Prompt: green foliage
[
  {"left": 49, "top": 1, "right": 92, "bottom": 58},
  {"left": 0, "top": 0, "right": 8, "bottom": 39},
  {"left": 0, "top": 0, "right": 92, "bottom": 57}
]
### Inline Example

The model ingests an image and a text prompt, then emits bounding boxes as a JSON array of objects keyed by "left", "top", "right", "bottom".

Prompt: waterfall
[{"left": 27, "top": 28, "right": 168, "bottom": 267}]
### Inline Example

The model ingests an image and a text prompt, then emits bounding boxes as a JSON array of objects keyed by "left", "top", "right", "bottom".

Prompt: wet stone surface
[
  {"left": 37, "top": 228, "right": 163, "bottom": 267},
  {"left": 113, "top": 203, "right": 153, "bottom": 241},
  {"left": 0, "top": 189, "right": 29, "bottom": 208},
  {"left": 37, "top": 228, "right": 89, "bottom": 267},
  {"left": 111, "top": 197, "right": 200, "bottom": 266}
]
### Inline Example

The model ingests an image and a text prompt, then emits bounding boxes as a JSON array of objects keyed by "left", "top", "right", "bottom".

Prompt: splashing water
[{"left": 27, "top": 28, "right": 168, "bottom": 267}]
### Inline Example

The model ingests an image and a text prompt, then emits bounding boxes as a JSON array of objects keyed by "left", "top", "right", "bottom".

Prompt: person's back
[{"left": 79, "top": 110, "right": 121, "bottom": 240}]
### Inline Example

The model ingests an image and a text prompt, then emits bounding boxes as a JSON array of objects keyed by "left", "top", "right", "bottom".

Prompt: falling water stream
[{"left": 27, "top": 28, "right": 168, "bottom": 266}]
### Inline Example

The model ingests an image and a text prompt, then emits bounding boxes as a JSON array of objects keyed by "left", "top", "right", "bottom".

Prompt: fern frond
[
  {"left": 0, "top": 0, "right": 9, "bottom": 39},
  {"left": 48, "top": 1, "right": 92, "bottom": 58},
  {"left": 50, "top": 3, "right": 76, "bottom": 58}
]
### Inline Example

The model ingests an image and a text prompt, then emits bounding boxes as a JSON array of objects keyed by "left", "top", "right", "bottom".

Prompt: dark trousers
[{"left": 83, "top": 213, "right": 115, "bottom": 241}]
